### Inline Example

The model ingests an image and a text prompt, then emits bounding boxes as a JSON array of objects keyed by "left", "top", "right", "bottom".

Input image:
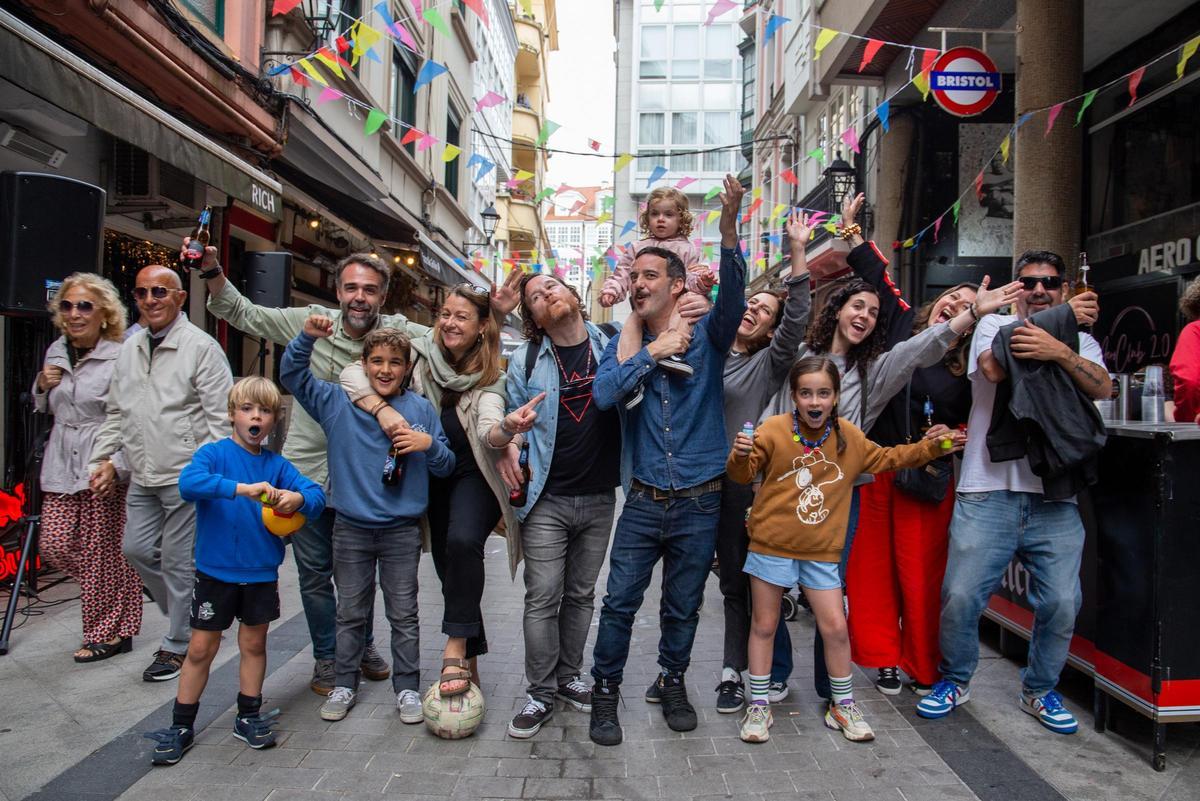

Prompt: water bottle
[
  {"left": 742, "top": 421, "right": 755, "bottom": 438},
  {"left": 1140, "top": 365, "right": 1165, "bottom": 424}
]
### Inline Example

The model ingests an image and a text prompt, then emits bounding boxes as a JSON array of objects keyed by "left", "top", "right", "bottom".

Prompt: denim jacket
[
  {"left": 593, "top": 246, "right": 747, "bottom": 490},
  {"left": 505, "top": 321, "right": 619, "bottom": 521}
]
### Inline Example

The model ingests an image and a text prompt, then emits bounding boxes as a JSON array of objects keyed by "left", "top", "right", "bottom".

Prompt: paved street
[{"left": 1, "top": 527, "right": 1198, "bottom": 801}]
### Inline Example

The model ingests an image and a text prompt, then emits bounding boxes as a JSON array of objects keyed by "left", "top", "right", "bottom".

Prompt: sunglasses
[
  {"left": 456, "top": 282, "right": 490, "bottom": 297},
  {"left": 58, "top": 300, "right": 96, "bottom": 314},
  {"left": 133, "top": 286, "right": 182, "bottom": 300},
  {"left": 1018, "top": 275, "right": 1064, "bottom": 291}
]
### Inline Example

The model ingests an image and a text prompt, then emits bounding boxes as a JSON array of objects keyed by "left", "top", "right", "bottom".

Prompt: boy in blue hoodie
[
  {"left": 144, "top": 377, "right": 325, "bottom": 766},
  {"left": 280, "top": 317, "right": 455, "bottom": 724}
]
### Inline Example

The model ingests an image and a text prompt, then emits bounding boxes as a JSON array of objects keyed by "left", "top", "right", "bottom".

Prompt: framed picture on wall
[{"left": 957, "top": 123, "right": 1014, "bottom": 259}]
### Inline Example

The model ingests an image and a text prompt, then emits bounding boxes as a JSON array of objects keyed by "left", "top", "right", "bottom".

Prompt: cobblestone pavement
[{"left": 2, "top": 531, "right": 1198, "bottom": 801}]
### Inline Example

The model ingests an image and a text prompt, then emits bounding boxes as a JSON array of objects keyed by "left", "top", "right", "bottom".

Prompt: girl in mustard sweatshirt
[{"left": 726, "top": 356, "right": 964, "bottom": 744}]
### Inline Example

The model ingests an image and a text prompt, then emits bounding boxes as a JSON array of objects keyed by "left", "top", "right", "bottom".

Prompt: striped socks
[
  {"left": 748, "top": 673, "right": 770, "bottom": 706},
  {"left": 830, "top": 674, "right": 854, "bottom": 705}
]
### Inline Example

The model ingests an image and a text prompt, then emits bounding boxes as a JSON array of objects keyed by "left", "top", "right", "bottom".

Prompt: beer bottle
[
  {"left": 1072, "top": 251, "right": 1094, "bottom": 298},
  {"left": 181, "top": 205, "right": 213, "bottom": 271},
  {"left": 509, "top": 443, "right": 531, "bottom": 507},
  {"left": 382, "top": 445, "right": 403, "bottom": 485}
]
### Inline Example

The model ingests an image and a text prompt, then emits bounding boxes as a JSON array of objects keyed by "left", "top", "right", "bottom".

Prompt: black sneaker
[
  {"left": 589, "top": 680, "right": 622, "bottom": 746},
  {"left": 144, "top": 725, "right": 193, "bottom": 765},
  {"left": 233, "top": 709, "right": 280, "bottom": 749},
  {"left": 658, "top": 673, "right": 697, "bottom": 732},
  {"left": 142, "top": 650, "right": 185, "bottom": 682},
  {"left": 657, "top": 354, "right": 694, "bottom": 376},
  {"left": 876, "top": 667, "right": 902, "bottom": 696},
  {"left": 715, "top": 679, "right": 745, "bottom": 714},
  {"left": 625, "top": 384, "right": 645, "bottom": 410},
  {"left": 556, "top": 676, "right": 592, "bottom": 712},
  {"left": 644, "top": 676, "right": 662, "bottom": 704},
  {"left": 508, "top": 696, "right": 552, "bottom": 739}
]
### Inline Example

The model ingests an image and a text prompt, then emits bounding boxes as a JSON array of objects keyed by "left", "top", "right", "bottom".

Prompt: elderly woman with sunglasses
[{"left": 33, "top": 274, "right": 143, "bottom": 662}]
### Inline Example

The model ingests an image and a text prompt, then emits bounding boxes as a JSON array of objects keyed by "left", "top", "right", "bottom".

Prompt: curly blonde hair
[
  {"left": 1180, "top": 275, "right": 1200, "bottom": 322},
  {"left": 640, "top": 187, "right": 693, "bottom": 239},
  {"left": 49, "top": 273, "right": 127, "bottom": 341}
]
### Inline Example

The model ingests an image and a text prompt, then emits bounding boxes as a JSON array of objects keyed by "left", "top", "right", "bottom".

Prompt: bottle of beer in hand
[
  {"left": 509, "top": 443, "right": 531, "bottom": 507},
  {"left": 181, "top": 205, "right": 213, "bottom": 271},
  {"left": 1072, "top": 251, "right": 1093, "bottom": 298},
  {"left": 382, "top": 445, "right": 403, "bottom": 485}
]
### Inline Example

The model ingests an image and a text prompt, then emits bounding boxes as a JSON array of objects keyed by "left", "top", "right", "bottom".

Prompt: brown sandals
[{"left": 439, "top": 657, "right": 472, "bottom": 696}]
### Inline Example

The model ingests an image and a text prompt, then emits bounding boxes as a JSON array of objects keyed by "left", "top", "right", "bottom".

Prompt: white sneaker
[
  {"left": 739, "top": 702, "right": 773, "bottom": 743},
  {"left": 823, "top": 699, "right": 875, "bottom": 742},
  {"left": 319, "top": 686, "right": 357, "bottom": 721},
  {"left": 396, "top": 689, "right": 423, "bottom": 724}
]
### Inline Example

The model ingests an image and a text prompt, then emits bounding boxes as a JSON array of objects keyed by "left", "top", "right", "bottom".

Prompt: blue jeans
[
  {"left": 591, "top": 487, "right": 721, "bottom": 684},
  {"left": 813, "top": 487, "right": 860, "bottom": 698},
  {"left": 939, "top": 490, "right": 1084, "bottom": 696},
  {"left": 291, "top": 507, "right": 372, "bottom": 660}
]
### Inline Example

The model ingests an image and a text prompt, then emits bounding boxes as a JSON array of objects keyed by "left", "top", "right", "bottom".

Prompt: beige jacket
[
  {"left": 89, "top": 315, "right": 233, "bottom": 487},
  {"left": 340, "top": 362, "right": 523, "bottom": 578}
]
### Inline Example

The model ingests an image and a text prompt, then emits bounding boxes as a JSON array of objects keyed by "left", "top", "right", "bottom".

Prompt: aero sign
[{"left": 930, "top": 47, "right": 1001, "bottom": 117}]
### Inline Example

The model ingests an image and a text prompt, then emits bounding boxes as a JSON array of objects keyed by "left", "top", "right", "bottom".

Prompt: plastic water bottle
[
  {"left": 742, "top": 421, "right": 755, "bottom": 438},
  {"left": 1140, "top": 365, "right": 1165, "bottom": 424}
]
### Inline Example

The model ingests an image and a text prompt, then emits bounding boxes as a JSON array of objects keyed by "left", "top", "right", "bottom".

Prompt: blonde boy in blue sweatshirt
[{"left": 144, "top": 377, "right": 325, "bottom": 766}]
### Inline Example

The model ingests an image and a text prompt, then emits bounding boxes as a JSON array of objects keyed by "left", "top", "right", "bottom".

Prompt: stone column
[{"left": 1014, "top": 0, "right": 1084, "bottom": 272}]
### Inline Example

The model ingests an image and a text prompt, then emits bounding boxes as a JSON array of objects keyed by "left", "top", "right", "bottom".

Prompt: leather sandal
[
  {"left": 74, "top": 636, "right": 133, "bottom": 663},
  {"left": 439, "top": 657, "right": 472, "bottom": 696}
]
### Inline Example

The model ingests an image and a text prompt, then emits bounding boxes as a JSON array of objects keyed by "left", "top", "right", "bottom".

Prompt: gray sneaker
[
  {"left": 396, "top": 689, "right": 423, "bottom": 724},
  {"left": 310, "top": 658, "right": 335, "bottom": 696},
  {"left": 319, "top": 686, "right": 357, "bottom": 721}
]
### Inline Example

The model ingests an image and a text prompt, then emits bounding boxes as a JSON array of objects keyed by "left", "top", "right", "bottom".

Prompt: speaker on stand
[{"left": 241, "top": 252, "right": 293, "bottom": 377}]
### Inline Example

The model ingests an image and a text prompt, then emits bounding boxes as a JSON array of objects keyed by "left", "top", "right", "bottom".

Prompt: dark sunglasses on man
[
  {"left": 133, "top": 285, "right": 183, "bottom": 300},
  {"left": 59, "top": 300, "right": 96, "bottom": 314},
  {"left": 1018, "top": 275, "right": 1064, "bottom": 291}
]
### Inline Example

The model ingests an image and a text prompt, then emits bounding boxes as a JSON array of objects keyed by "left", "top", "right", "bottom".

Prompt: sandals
[
  {"left": 439, "top": 657, "right": 472, "bottom": 696},
  {"left": 74, "top": 636, "right": 133, "bottom": 663}
]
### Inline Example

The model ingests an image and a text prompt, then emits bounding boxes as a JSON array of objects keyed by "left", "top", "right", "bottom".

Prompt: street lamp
[
  {"left": 463, "top": 203, "right": 501, "bottom": 251},
  {"left": 823, "top": 153, "right": 856, "bottom": 214}
]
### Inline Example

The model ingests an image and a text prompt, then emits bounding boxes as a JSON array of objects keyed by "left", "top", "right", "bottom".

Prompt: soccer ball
[{"left": 422, "top": 681, "right": 485, "bottom": 739}]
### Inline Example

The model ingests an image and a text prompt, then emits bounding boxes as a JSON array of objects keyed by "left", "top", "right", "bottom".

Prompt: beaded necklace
[{"left": 791, "top": 410, "right": 832, "bottom": 454}]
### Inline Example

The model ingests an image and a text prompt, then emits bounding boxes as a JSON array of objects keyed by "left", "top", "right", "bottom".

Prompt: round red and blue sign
[{"left": 930, "top": 47, "right": 1001, "bottom": 117}]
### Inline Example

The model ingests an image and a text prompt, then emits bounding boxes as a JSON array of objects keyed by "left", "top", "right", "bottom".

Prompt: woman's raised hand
[{"left": 974, "top": 275, "right": 1024, "bottom": 316}]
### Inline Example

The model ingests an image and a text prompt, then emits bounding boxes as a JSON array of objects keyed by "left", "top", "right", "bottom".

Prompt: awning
[
  {"left": 0, "top": 9, "right": 282, "bottom": 220},
  {"left": 419, "top": 234, "right": 487, "bottom": 288}
]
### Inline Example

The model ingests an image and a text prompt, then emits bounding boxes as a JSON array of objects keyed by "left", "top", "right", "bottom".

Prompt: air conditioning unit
[
  {"left": 110, "top": 140, "right": 195, "bottom": 208},
  {"left": 0, "top": 122, "right": 67, "bottom": 168}
]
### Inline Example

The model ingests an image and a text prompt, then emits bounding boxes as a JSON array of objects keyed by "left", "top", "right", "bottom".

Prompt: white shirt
[{"left": 956, "top": 313, "right": 1106, "bottom": 498}]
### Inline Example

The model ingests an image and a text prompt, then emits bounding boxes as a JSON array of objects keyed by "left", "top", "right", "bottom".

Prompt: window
[
  {"left": 641, "top": 26, "right": 668, "bottom": 79},
  {"left": 671, "top": 112, "right": 698, "bottom": 171},
  {"left": 672, "top": 25, "right": 699, "bottom": 79},
  {"left": 704, "top": 113, "right": 733, "bottom": 173},
  {"left": 445, "top": 107, "right": 461, "bottom": 200},
  {"left": 180, "top": 0, "right": 224, "bottom": 34},
  {"left": 704, "top": 25, "right": 734, "bottom": 79},
  {"left": 392, "top": 50, "right": 418, "bottom": 154},
  {"left": 741, "top": 44, "right": 755, "bottom": 135},
  {"left": 639, "top": 113, "right": 665, "bottom": 145},
  {"left": 320, "top": 0, "right": 362, "bottom": 74}
]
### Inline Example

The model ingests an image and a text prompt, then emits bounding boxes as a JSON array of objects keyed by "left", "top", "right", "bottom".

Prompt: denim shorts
[{"left": 743, "top": 552, "right": 842, "bottom": 591}]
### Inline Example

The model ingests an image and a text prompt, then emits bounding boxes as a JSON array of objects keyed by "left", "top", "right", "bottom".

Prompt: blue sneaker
[
  {"left": 1020, "top": 690, "right": 1078, "bottom": 734},
  {"left": 233, "top": 708, "right": 280, "bottom": 749},
  {"left": 915, "top": 680, "right": 970, "bottom": 719},
  {"left": 144, "top": 725, "right": 194, "bottom": 765}
]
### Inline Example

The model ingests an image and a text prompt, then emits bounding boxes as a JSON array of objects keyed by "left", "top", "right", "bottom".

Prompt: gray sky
[{"left": 546, "top": 2, "right": 615, "bottom": 189}]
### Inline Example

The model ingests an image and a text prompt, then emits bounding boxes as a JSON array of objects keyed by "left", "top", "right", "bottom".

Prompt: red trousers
[{"left": 846, "top": 471, "right": 953, "bottom": 685}]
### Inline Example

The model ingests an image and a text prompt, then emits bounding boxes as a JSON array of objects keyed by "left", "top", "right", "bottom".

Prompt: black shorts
[{"left": 190, "top": 572, "right": 280, "bottom": 631}]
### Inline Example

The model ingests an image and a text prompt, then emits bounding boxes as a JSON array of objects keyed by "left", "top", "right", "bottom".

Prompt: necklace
[
  {"left": 551, "top": 339, "right": 595, "bottom": 424},
  {"left": 792, "top": 410, "right": 832, "bottom": 454},
  {"left": 550, "top": 339, "right": 593, "bottom": 384}
]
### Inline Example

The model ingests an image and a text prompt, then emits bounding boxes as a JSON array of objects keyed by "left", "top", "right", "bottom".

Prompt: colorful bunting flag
[
  {"left": 1179, "top": 36, "right": 1199, "bottom": 79},
  {"left": 654, "top": 0, "right": 665, "bottom": 10},
  {"left": 647, "top": 165, "right": 668, "bottom": 186},
  {"left": 1127, "top": 66, "right": 1146, "bottom": 107},
  {"left": 974, "top": 172, "right": 984, "bottom": 201},
  {"left": 364, "top": 109, "right": 388, "bottom": 136},
  {"left": 675, "top": 177, "right": 697, "bottom": 189},
  {"left": 751, "top": 187, "right": 762, "bottom": 199},
  {"left": 619, "top": 220, "right": 637, "bottom": 239},
  {"left": 414, "top": 60, "right": 449, "bottom": 92},
  {"left": 314, "top": 48, "right": 346, "bottom": 79},
  {"left": 400, "top": 128, "right": 423, "bottom": 145},
  {"left": 764, "top": 14, "right": 790, "bottom": 42},
  {"left": 1016, "top": 112, "right": 1034, "bottom": 129},
  {"left": 706, "top": 209, "right": 721, "bottom": 224},
  {"left": 814, "top": 28, "right": 839, "bottom": 58},
  {"left": 876, "top": 100, "right": 890, "bottom": 133},
  {"left": 424, "top": 8, "right": 452, "bottom": 37},
  {"left": 297, "top": 59, "right": 327, "bottom": 86},
  {"left": 272, "top": 0, "right": 301, "bottom": 15},
  {"left": 336, "top": 35, "right": 351, "bottom": 53},
  {"left": 441, "top": 144, "right": 461, "bottom": 162},
  {"left": 914, "top": 70, "right": 930, "bottom": 100},
  {"left": 780, "top": 169, "right": 798, "bottom": 186},
  {"left": 515, "top": 169, "right": 534, "bottom": 182},
  {"left": 704, "top": 0, "right": 738, "bottom": 27},
  {"left": 392, "top": 22, "right": 417, "bottom": 50},
  {"left": 474, "top": 91, "right": 505, "bottom": 112},
  {"left": 859, "top": 39, "right": 884, "bottom": 73},
  {"left": 417, "top": 133, "right": 437, "bottom": 151},
  {"left": 823, "top": 222, "right": 838, "bottom": 235},
  {"left": 518, "top": 0, "right": 532, "bottom": 15},
  {"left": 535, "top": 120, "right": 561, "bottom": 147},
  {"left": 933, "top": 215, "right": 944, "bottom": 243},
  {"left": 704, "top": 186, "right": 722, "bottom": 201},
  {"left": 534, "top": 188, "right": 554, "bottom": 202},
  {"left": 588, "top": 139, "right": 601, "bottom": 151},
  {"left": 614, "top": 153, "right": 634, "bottom": 172},
  {"left": 841, "top": 127, "right": 860, "bottom": 155},
  {"left": 317, "top": 86, "right": 343, "bottom": 103},
  {"left": 463, "top": 0, "right": 489, "bottom": 27},
  {"left": 350, "top": 22, "right": 383, "bottom": 65},
  {"left": 373, "top": 1, "right": 394, "bottom": 27},
  {"left": 999, "top": 135, "right": 1010, "bottom": 166},
  {"left": 951, "top": 200, "right": 961, "bottom": 226},
  {"left": 1045, "top": 103, "right": 1064, "bottom": 137},
  {"left": 1075, "top": 90, "right": 1097, "bottom": 126},
  {"left": 289, "top": 67, "right": 311, "bottom": 87},
  {"left": 596, "top": 211, "right": 613, "bottom": 224},
  {"left": 747, "top": 197, "right": 763, "bottom": 216},
  {"left": 920, "top": 49, "right": 938, "bottom": 74},
  {"left": 902, "top": 237, "right": 915, "bottom": 249},
  {"left": 807, "top": 147, "right": 825, "bottom": 164}
]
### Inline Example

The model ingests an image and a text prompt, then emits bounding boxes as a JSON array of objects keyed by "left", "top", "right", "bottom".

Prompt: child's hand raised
[
  {"left": 304, "top": 315, "right": 334, "bottom": 338},
  {"left": 273, "top": 491, "right": 304, "bottom": 515},
  {"left": 599, "top": 289, "right": 618, "bottom": 308},
  {"left": 732, "top": 431, "right": 755, "bottom": 457},
  {"left": 688, "top": 263, "right": 716, "bottom": 292}
]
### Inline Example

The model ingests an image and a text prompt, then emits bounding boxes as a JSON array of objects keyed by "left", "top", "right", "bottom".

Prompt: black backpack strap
[
  {"left": 524, "top": 338, "right": 540, "bottom": 382},
  {"left": 598, "top": 322, "right": 619, "bottom": 340}
]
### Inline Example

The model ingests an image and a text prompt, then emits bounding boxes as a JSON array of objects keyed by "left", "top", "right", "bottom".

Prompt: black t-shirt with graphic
[{"left": 543, "top": 338, "right": 621, "bottom": 495}]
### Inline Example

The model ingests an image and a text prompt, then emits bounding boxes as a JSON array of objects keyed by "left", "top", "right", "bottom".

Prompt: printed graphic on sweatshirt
[{"left": 776, "top": 450, "right": 844, "bottom": 525}]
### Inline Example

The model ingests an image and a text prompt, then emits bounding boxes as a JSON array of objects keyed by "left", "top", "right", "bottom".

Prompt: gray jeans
[
  {"left": 121, "top": 482, "right": 195, "bottom": 654},
  {"left": 332, "top": 517, "right": 421, "bottom": 693},
  {"left": 521, "top": 490, "right": 615, "bottom": 704}
]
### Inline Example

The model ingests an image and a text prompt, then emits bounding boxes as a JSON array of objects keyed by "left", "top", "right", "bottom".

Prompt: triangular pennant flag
[
  {"left": 362, "top": 48, "right": 382, "bottom": 64},
  {"left": 704, "top": 186, "right": 722, "bottom": 201},
  {"left": 1075, "top": 90, "right": 1097, "bottom": 126},
  {"left": 297, "top": 59, "right": 328, "bottom": 86},
  {"left": 751, "top": 186, "right": 762, "bottom": 199},
  {"left": 392, "top": 22, "right": 417, "bottom": 50},
  {"left": 336, "top": 35, "right": 351, "bottom": 53},
  {"left": 588, "top": 139, "right": 601, "bottom": 151},
  {"left": 1016, "top": 112, "right": 1034, "bottom": 129},
  {"left": 914, "top": 70, "right": 931, "bottom": 100},
  {"left": 534, "top": 188, "right": 554, "bottom": 202},
  {"left": 876, "top": 100, "right": 890, "bottom": 133},
  {"left": 706, "top": 209, "right": 721, "bottom": 224},
  {"left": 768, "top": 204, "right": 788, "bottom": 224},
  {"left": 272, "top": 0, "right": 301, "bottom": 15},
  {"left": 814, "top": 28, "right": 839, "bottom": 58},
  {"left": 767, "top": 232, "right": 782, "bottom": 247},
  {"left": 314, "top": 48, "right": 346, "bottom": 79},
  {"left": 747, "top": 197, "right": 763, "bottom": 215},
  {"left": 779, "top": 169, "right": 798, "bottom": 186},
  {"left": 373, "top": 1, "right": 394, "bottom": 27},
  {"left": 466, "top": 152, "right": 483, "bottom": 170},
  {"left": 268, "top": 62, "right": 292, "bottom": 76},
  {"left": 534, "top": 120, "right": 561, "bottom": 147},
  {"left": 400, "top": 127, "right": 423, "bottom": 145},
  {"left": 675, "top": 177, "right": 697, "bottom": 189},
  {"left": 414, "top": 60, "right": 449, "bottom": 92},
  {"left": 289, "top": 67, "right": 311, "bottom": 87},
  {"left": 858, "top": 39, "right": 885, "bottom": 72},
  {"left": 974, "top": 172, "right": 984, "bottom": 201},
  {"left": 442, "top": 144, "right": 461, "bottom": 162},
  {"left": 1127, "top": 66, "right": 1146, "bottom": 107},
  {"left": 841, "top": 127, "right": 860, "bottom": 155},
  {"left": 1178, "top": 36, "right": 1200, "bottom": 79},
  {"left": 823, "top": 222, "right": 838, "bottom": 235},
  {"left": 764, "top": 14, "right": 790, "bottom": 42},
  {"left": 999, "top": 135, "right": 1011, "bottom": 165},
  {"left": 654, "top": 0, "right": 665, "bottom": 10},
  {"left": 951, "top": 200, "right": 961, "bottom": 226},
  {"left": 703, "top": 244, "right": 714, "bottom": 260},
  {"left": 807, "top": 147, "right": 825, "bottom": 164},
  {"left": 704, "top": 0, "right": 738, "bottom": 26},
  {"left": 614, "top": 153, "right": 634, "bottom": 172},
  {"left": 317, "top": 86, "right": 343, "bottom": 103},
  {"left": 518, "top": 0, "right": 532, "bottom": 14},
  {"left": 933, "top": 215, "right": 944, "bottom": 243},
  {"left": 424, "top": 7, "right": 453, "bottom": 37},
  {"left": 417, "top": 133, "right": 438, "bottom": 151},
  {"left": 619, "top": 220, "right": 637, "bottom": 239},
  {"left": 568, "top": 199, "right": 586, "bottom": 215},
  {"left": 902, "top": 237, "right": 915, "bottom": 249},
  {"left": 596, "top": 211, "right": 612, "bottom": 224},
  {"left": 351, "top": 22, "right": 383, "bottom": 62},
  {"left": 920, "top": 49, "right": 938, "bottom": 74},
  {"left": 473, "top": 157, "right": 493, "bottom": 181},
  {"left": 1045, "top": 103, "right": 1064, "bottom": 137},
  {"left": 647, "top": 165, "right": 668, "bottom": 186},
  {"left": 364, "top": 109, "right": 388, "bottom": 136},
  {"left": 463, "top": 0, "right": 489, "bottom": 27},
  {"left": 515, "top": 169, "right": 534, "bottom": 182},
  {"left": 475, "top": 91, "right": 505, "bottom": 111}
]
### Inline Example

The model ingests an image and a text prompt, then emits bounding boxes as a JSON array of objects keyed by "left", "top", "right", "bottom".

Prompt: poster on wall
[{"left": 957, "top": 123, "right": 1013, "bottom": 259}]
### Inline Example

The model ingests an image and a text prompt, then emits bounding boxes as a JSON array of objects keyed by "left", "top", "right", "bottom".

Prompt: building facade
[{"left": 544, "top": 183, "right": 615, "bottom": 314}]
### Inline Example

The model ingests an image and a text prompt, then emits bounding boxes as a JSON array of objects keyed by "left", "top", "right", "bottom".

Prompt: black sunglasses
[
  {"left": 59, "top": 300, "right": 96, "bottom": 314},
  {"left": 133, "top": 286, "right": 181, "bottom": 300},
  {"left": 1018, "top": 275, "right": 1064, "bottom": 291}
]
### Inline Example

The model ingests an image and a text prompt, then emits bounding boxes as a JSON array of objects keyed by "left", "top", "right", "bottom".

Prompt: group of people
[{"left": 32, "top": 172, "right": 1115, "bottom": 768}]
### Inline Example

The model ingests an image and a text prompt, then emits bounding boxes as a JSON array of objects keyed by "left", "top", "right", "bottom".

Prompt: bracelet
[
  {"left": 837, "top": 223, "right": 862, "bottom": 242},
  {"left": 198, "top": 264, "right": 223, "bottom": 280},
  {"left": 368, "top": 400, "right": 389, "bottom": 417},
  {"left": 499, "top": 417, "right": 516, "bottom": 437},
  {"left": 968, "top": 303, "right": 980, "bottom": 322}
]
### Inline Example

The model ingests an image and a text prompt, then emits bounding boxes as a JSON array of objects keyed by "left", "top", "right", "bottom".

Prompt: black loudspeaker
[
  {"left": 0, "top": 172, "right": 105, "bottom": 315},
  {"left": 242, "top": 251, "right": 293, "bottom": 308}
]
